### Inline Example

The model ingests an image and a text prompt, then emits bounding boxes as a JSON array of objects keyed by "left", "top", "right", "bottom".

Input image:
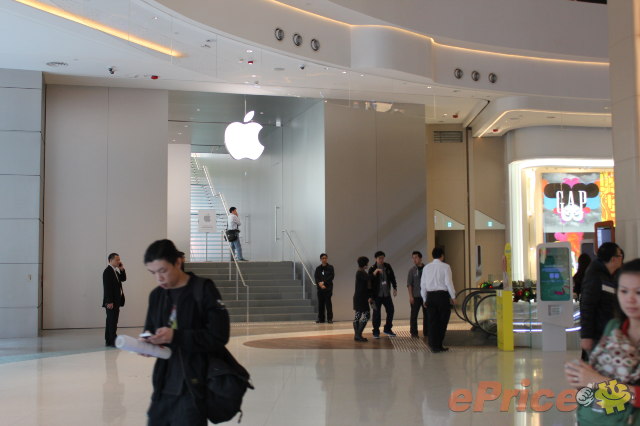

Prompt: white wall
[
  {"left": 197, "top": 126, "right": 284, "bottom": 261},
  {"left": 506, "top": 127, "right": 613, "bottom": 163},
  {"left": 196, "top": 101, "right": 326, "bottom": 263},
  {"left": 167, "top": 143, "right": 191, "bottom": 260},
  {"left": 44, "top": 86, "right": 168, "bottom": 329},
  {"left": 0, "top": 69, "right": 43, "bottom": 338},
  {"left": 282, "top": 101, "right": 326, "bottom": 270}
]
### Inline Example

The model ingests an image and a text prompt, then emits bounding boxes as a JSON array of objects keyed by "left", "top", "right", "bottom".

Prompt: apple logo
[{"left": 224, "top": 111, "right": 264, "bottom": 160}]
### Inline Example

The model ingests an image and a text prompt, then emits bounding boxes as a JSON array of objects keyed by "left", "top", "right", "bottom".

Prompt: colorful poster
[
  {"left": 538, "top": 246, "right": 571, "bottom": 301},
  {"left": 542, "top": 172, "right": 601, "bottom": 233}
]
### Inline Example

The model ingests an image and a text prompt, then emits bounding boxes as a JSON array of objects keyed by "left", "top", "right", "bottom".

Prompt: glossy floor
[{"left": 0, "top": 321, "right": 580, "bottom": 425}]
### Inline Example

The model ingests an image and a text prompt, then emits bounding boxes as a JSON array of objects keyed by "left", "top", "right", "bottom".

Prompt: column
[{"left": 0, "top": 69, "right": 43, "bottom": 337}]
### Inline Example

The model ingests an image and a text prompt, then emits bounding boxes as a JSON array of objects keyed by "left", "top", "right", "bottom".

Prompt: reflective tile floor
[{"left": 0, "top": 321, "right": 580, "bottom": 425}]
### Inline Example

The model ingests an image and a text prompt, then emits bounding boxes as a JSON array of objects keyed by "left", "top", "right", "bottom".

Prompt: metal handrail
[
  {"left": 193, "top": 156, "right": 250, "bottom": 322},
  {"left": 282, "top": 229, "right": 316, "bottom": 299}
]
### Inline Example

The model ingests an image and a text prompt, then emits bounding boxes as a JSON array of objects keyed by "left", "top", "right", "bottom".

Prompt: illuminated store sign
[
  {"left": 224, "top": 111, "right": 265, "bottom": 160},
  {"left": 542, "top": 173, "right": 601, "bottom": 232}
]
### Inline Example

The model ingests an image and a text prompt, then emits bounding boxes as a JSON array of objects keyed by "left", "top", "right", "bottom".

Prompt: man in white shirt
[
  {"left": 420, "top": 247, "right": 456, "bottom": 353},
  {"left": 227, "top": 207, "right": 247, "bottom": 261}
]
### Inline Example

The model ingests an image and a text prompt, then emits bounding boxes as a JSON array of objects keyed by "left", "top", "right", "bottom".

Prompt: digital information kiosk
[{"left": 536, "top": 243, "right": 573, "bottom": 351}]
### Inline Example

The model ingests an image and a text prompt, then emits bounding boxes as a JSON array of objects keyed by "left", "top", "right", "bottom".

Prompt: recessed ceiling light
[
  {"left": 360, "top": 74, "right": 364, "bottom": 77},
  {"left": 341, "top": 71, "right": 347, "bottom": 74},
  {"left": 178, "top": 132, "right": 182, "bottom": 135},
  {"left": 184, "top": 125, "right": 189, "bottom": 128},
  {"left": 46, "top": 61, "right": 68, "bottom": 67},
  {"left": 246, "top": 49, "right": 253, "bottom": 53},
  {"left": 244, "top": 81, "right": 250, "bottom": 84},
  {"left": 153, "top": 16, "right": 158, "bottom": 20},
  {"left": 251, "top": 74, "right": 257, "bottom": 78},
  {"left": 172, "top": 139, "right": 176, "bottom": 142},
  {"left": 443, "top": 113, "right": 448, "bottom": 116},
  {"left": 427, "top": 86, "right": 432, "bottom": 89},
  {"left": 196, "top": 108, "right": 200, "bottom": 112},
  {"left": 604, "top": 106, "right": 610, "bottom": 110}
]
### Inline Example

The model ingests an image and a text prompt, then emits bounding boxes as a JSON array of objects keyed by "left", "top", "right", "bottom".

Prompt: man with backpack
[{"left": 141, "top": 239, "right": 230, "bottom": 426}]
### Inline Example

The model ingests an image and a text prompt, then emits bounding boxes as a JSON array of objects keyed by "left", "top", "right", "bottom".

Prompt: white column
[
  {"left": 0, "top": 69, "right": 43, "bottom": 338},
  {"left": 609, "top": 1, "right": 640, "bottom": 258}
]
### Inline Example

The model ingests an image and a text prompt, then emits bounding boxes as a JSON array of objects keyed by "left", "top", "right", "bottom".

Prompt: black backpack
[{"left": 192, "top": 276, "right": 254, "bottom": 423}]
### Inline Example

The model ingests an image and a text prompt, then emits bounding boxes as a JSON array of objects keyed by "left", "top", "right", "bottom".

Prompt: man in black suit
[{"left": 103, "top": 252, "right": 126, "bottom": 347}]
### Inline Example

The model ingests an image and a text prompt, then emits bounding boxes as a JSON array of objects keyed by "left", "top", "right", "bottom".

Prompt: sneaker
[
  {"left": 327, "top": 320, "right": 333, "bottom": 324},
  {"left": 372, "top": 332, "right": 380, "bottom": 339},
  {"left": 383, "top": 330, "right": 397, "bottom": 337},
  {"left": 315, "top": 320, "right": 325, "bottom": 324}
]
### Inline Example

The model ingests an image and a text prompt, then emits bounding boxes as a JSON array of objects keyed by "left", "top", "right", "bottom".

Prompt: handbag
[{"left": 226, "top": 229, "right": 239, "bottom": 242}]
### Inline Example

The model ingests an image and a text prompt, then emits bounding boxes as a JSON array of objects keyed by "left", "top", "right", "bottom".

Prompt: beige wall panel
[
  {"left": 325, "top": 101, "right": 426, "bottom": 321},
  {"left": 44, "top": 86, "right": 168, "bottom": 329},
  {"left": 473, "top": 137, "right": 507, "bottom": 224}
]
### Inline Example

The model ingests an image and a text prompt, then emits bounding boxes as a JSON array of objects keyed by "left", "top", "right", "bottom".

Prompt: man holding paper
[{"left": 141, "top": 239, "right": 229, "bottom": 426}]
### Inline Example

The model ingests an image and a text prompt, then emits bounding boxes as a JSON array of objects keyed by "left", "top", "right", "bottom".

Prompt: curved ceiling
[{"left": 0, "top": 0, "right": 613, "bottom": 133}]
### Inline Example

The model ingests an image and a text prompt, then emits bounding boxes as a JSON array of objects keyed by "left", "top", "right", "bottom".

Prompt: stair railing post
[
  {"left": 246, "top": 286, "right": 250, "bottom": 323},
  {"left": 235, "top": 269, "right": 239, "bottom": 301},
  {"left": 302, "top": 271, "right": 306, "bottom": 300}
]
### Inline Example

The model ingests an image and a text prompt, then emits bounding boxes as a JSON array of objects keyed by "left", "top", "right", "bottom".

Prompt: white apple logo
[{"left": 224, "top": 111, "right": 264, "bottom": 160}]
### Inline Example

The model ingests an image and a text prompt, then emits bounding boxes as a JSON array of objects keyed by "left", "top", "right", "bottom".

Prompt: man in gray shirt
[{"left": 407, "top": 251, "right": 427, "bottom": 338}]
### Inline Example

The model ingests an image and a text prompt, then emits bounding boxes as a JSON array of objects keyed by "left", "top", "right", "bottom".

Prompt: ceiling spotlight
[
  {"left": 488, "top": 73, "right": 498, "bottom": 84},
  {"left": 427, "top": 86, "right": 432, "bottom": 89},
  {"left": 310, "top": 38, "right": 320, "bottom": 51},
  {"left": 341, "top": 71, "right": 347, "bottom": 74},
  {"left": 471, "top": 70, "right": 480, "bottom": 81},
  {"left": 293, "top": 33, "right": 303, "bottom": 46},
  {"left": 454, "top": 68, "right": 463, "bottom": 79},
  {"left": 274, "top": 28, "right": 285, "bottom": 41}
]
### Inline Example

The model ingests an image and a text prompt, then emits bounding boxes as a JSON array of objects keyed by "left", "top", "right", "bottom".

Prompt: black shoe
[
  {"left": 354, "top": 336, "right": 368, "bottom": 342},
  {"left": 315, "top": 320, "right": 325, "bottom": 324},
  {"left": 410, "top": 333, "right": 419, "bottom": 338},
  {"left": 440, "top": 347, "right": 449, "bottom": 352},
  {"left": 327, "top": 320, "right": 333, "bottom": 324}
]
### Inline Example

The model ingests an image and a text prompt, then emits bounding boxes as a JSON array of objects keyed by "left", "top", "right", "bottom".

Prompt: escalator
[{"left": 453, "top": 288, "right": 581, "bottom": 336}]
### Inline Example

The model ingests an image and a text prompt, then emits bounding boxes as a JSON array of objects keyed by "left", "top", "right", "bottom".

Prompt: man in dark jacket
[
  {"left": 579, "top": 242, "right": 623, "bottom": 360},
  {"left": 314, "top": 253, "right": 335, "bottom": 324},
  {"left": 102, "top": 252, "right": 126, "bottom": 347},
  {"left": 142, "top": 239, "right": 229, "bottom": 426},
  {"left": 368, "top": 251, "right": 398, "bottom": 338}
]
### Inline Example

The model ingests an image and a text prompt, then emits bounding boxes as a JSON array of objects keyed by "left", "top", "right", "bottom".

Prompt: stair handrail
[
  {"left": 193, "top": 156, "right": 250, "bottom": 322},
  {"left": 282, "top": 229, "right": 316, "bottom": 299}
]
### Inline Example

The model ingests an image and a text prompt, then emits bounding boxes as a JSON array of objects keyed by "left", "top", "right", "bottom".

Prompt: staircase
[{"left": 186, "top": 261, "right": 317, "bottom": 322}]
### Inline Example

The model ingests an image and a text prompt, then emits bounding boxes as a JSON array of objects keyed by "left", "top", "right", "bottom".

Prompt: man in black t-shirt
[
  {"left": 142, "top": 239, "right": 229, "bottom": 426},
  {"left": 407, "top": 251, "right": 427, "bottom": 338}
]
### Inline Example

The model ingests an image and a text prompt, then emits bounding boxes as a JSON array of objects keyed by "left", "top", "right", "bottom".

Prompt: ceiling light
[
  {"left": 251, "top": 74, "right": 257, "bottom": 78},
  {"left": 341, "top": 71, "right": 347, "bottom": 74},
  {"left": 196, "top": 108, "right": 200, "bottom": 112},
  {"left": 15, "top": 0, "right": 183, "bottom": 57},
  {"left": 246, "top": 49, "right": 253, "bottom": 53},
  {"left": 427, "top": 86, "right": 432, "bottom": 89},
  {"left": 178, "top": 133, "right": 182, "bottom": 135},
  {"left": 46, "top": 61, "right": 68, "bottom": 67},
  {"left": 184, "top": 125, "right": 189, "bottom": 128}
]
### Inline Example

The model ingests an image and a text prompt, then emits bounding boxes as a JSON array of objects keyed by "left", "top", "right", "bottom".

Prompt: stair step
[
  {"left": 223, "top": 299, "right": 314, "bottom": 308},
  {"left": 219, "top": 292, "right": 305, "bottom": 301},
  {"left": 226, "top": 306, "right": 315, "bottom": 315},
  {"left": 230, "top": 313, "right": 318, "bottom": 322},
  {"left": 213, "top": 280, "right": 302, "bottom": 288}
]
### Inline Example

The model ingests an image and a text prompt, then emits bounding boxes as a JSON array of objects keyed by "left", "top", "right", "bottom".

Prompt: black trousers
[
  {"left": 426, "top": 291, "right": 451, "bottom": 350},
  {"left": 317, "top": 290, "right": 333, "bottom": 322},
  {"left": 372, "top": 296, "right": 395, "bottom": 333},
  {"left": 105, "top": 307, "right": 120, "bottom": 346},
  {"left": 410, "top": 296, "right": 427, "bottom": 336},
  {"left": 148, "top": 392, "right": 206, "bottom": 426}
]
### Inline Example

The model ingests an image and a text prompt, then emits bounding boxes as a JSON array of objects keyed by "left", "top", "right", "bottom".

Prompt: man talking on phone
[{"left": 102, "top": 252, "right": 126, "bottom": 347}]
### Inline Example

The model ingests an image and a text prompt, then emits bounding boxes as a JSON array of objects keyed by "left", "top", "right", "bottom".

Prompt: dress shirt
[
  {"left": 420, "top": 259, "right": 456, "bottom": 302},
  {"left": 227, "top": 214, "right": 241, "bottom": 230}
]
